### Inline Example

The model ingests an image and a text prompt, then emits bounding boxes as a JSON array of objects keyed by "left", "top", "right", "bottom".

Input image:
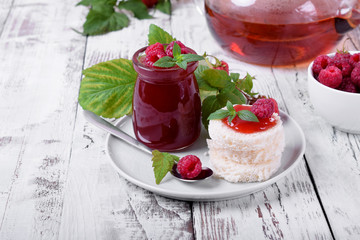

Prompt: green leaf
[
  {"left": 156, "top": 0, "right": 171, "bottom": 14},
  {"left": 173, "top": 43, "right": 181, "bottom": 58},
  {"left": 151, "top": 150, "right": 178, "bottom": 184},
  {"left": 199, "top": 89, "right": 217, "bottom": 102},
  {"left": 217, "top": 84, "right": 247, "bottom": 105},
  {"left": 83, "top": 8, "right": 129, "bottom": 35},
  {"left": 118, "top": 0, "right": 152, "bottom": 19},
  {"left": 238, "top": 73, "right": 255, "bottom": 94},
  {"left": 201, "top": 95, "right": 225, "bottom": 129},
  {"left": 226, "top": 101, "right": 235, "bottom": 114},
  {"left": 77, "top": 0, "right": 116, "bottom": 7},
  {"left": 76, "top": 0, "right": 92, "bottom": 6},
  {"left": 78, "top": 59, "right": 137, "bottom": 118},
  {"left": 237, "top": 110, "right": 259, "bottom": 122},
  {"left": 176, "top": 61, "right": 187, "bottom": 70},
  {"left": 153, "top": 56, "right": 176, "bottom": 68},
  {"left": 207, "top": 109, "right": 230, "bottom": 120},
  {"left": 230, "top": 73, "right": 240, "bottom": 82},
  {"left": 148, "top": 24, "right": 175, "bottom": 45},
  {"left": 228, "top": 114, "right": 236, "bottom": 124},
  {"left": 182, "top": 54, "right": 204, "bottom": 62},
  {"left": 201, "top": 69, "right": 231, "bottom": 89},
  {"left": 195, "top": 65, "right": 217, "bottom": 92}
]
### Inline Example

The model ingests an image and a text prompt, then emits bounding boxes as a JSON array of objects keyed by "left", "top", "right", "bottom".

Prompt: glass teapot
[{"left": 204, "top": 0, "right": 360, "bottom": 66}]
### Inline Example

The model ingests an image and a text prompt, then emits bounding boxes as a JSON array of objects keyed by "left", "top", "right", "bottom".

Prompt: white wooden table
[{"left": 1, "top": 0, "right": 360, "bottom": 239}]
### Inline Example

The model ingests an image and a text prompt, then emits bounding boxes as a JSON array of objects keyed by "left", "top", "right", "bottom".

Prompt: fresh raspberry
[
  {"left": 318, "top": 66, "right": 343, "bottom": 88},
  {"left": 333, "top": 52, "right": 351, "bottom": 65},
  {"left": 251, "top": 98, "right": 275, "bottom": 119},
  {"left": 214, "top": 60, "right": 229, "bottom": 74},
  {"left": 177, "top": 155, "right": 202, "bottom": 179},
  {"left": 145, "top": 42, "right": 166, "bottom": 59},
  {"left": 350, "top": 53, "right": 360, "bottom": 68},
  {"left": 351, "top": 65, "right": 360, "bottom": 88},
  {"left": 269, "top": 98, "right": 279, "bottom": 114},
  {"left": 144, "top": 42, "right": 166, "bottom": 67},
  {"left": 143, "top": 55, "right": 155, "bottom": 67},
  {"left": 338, "top": 77, "right": 358, "bottom": 93},
  {"left": 141, "top": 0, "right": 158, "bottom": 8},
  {"left": 165, "top": 41, "right": 188, "bottom": 58},
  {"left": 312, "top": 55, "right": 331, "bottom": 76},
  {"left": 337, "top": 61, "right": 353, "bottom": 77}
]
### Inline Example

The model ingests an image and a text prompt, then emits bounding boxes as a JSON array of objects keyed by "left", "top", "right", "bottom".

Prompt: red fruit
[
  {"left": 141, "top": 0, "right": 158, "bottom": 8},
  {"left": 318, "top": 66, "right": 343, "bottom": 89},
  {"left": 214, "top": 60, "right": 229, "bottom": 74},
  {"left": 336, "top": 61, "right": 353, "bottom": 77},
  {"left": 330, "top": 52, "right": 353, "bottom": 77},
  {"left": 165, "top": 41, "right": 188, "bottom": 58},
  {"left": 251, "top": 98, "right": 275, "bottom": 119},
  {"left": 312, "top": 55, "right": 331, "bottom": 76},
  {"left": 338, "top": 77, "right": 358, "bottom": 93},
  {"left": 144, "top": 42, "right": 166, "bottom": 67},
  {"left": 177, "top": 155, "right": 202, "bottom": 179},
  {"left": 351, "top": 65, "right": 360, "bottom": 88},
  {"left": 333, "top": 52, "right": 351, "bottom": 65},
  {"left": 269, "top": 98, "right": 279, "bottom": 114},
  {"left": 350, "top": 53, "right": 360, "bottom": 68}
]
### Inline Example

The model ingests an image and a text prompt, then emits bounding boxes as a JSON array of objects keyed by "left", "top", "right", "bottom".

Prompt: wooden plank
[
  {"left": 171, "top": 1, "right": 333, "bottom": 239},
  {"left": 271, "top": 29, "right": 360, "bottom": 239},
  {"left": 0, "top": 0, "right": 86, "bottom": 238},
  {"left": 58, "top": 116, "right": 194, "bottom": 240},
  {"left": 0, "top": 0, "right": 13, "bottom": 34},
  {"left": 58, "top": 6, "right": 194, "bottom": 240},
  {"left": 193, "top": 162, "right": 332, "bottom": 240}
]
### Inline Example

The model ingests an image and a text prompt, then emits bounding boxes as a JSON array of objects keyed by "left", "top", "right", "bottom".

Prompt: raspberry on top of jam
[{"left": 222, "top": 105, "right": 277, "bottom": 134}]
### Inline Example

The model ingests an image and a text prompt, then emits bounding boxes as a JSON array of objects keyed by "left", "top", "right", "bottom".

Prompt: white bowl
[{"left": 308, "top": 51, "right": 360, "bottom": 134}]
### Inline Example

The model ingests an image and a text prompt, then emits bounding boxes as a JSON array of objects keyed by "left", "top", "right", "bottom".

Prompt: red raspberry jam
[
  {"left": 132, "top": 46, "right": 201, "bottom": 151},
  {"left": 221, "top": 105, "right": 277, "bottom": 134}
]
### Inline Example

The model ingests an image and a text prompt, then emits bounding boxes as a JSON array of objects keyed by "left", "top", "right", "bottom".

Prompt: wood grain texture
[
  {"left": 171, "top": 1, "right": 333, "bottom": 239},
  {"left": 0, "top": 0, "right": 86, "bottom": 239},
  {"left": 271, "top": 30, "right": 360, "bottom": 239},
  {"left": 193, "top": 161, "right": 333, "bottom": 240},
  {"left": 58, "top": 5, "right": 194, "bottom": 240},
  {"left": 0, "top": 0, "right": 12, "bottom": 34},
  {"left": 1, "top": 0, "right": 360, "bottom": 239}
]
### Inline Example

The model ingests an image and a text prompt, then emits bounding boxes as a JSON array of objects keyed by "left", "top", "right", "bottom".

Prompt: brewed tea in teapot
[{"left": 205, "top": 0, "right": 360, "bottom": 65}]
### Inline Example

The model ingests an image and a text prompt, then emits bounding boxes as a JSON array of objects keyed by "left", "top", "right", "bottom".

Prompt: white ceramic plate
[{"left": 106, "top": 111, "right": 306, "bottom": 201}]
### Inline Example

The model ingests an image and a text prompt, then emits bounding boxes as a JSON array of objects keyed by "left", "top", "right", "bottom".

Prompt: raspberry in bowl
[{"left": 308, "top": 51, "right": 360, "bottom": 134}]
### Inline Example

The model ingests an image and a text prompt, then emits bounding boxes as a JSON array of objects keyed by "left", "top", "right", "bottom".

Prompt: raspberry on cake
[{"left": 207, "top": 101, "right": 285, "bottom": 183}]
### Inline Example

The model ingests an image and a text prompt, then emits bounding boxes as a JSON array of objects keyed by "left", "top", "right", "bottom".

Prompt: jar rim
[{"left": 132, "top": 45, "right": 199, "bottom": 73}]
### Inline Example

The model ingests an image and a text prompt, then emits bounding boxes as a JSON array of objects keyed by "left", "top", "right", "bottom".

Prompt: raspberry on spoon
[{"left": 177, "top": 155, "right": 202, "bottom": 179}]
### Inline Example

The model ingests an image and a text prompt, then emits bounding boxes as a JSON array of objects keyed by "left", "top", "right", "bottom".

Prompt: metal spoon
[{"left": 83, "top": 110, "right": 213, "bottom": 182}]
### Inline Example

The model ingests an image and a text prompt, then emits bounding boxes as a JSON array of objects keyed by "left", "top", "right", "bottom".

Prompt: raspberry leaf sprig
[
  {"left": 77, "top": 0, "right": 171, "bottom": 36},
  {"left": 151, "top": 150, "right": 179, "bottom": 184},
  {"left": 153, "top": 43, "right": 204, "bottom": 70},
  {"left": 208, "top": 101, "right": 258, "bottom": 124},
  {"left": 148, "top": 24, "right": 175, "bottom": 45}
]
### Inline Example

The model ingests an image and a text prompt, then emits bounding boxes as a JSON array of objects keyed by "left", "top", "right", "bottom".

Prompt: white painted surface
[{"left": 0, "top": 0, "right": 359, "bottom": 239}]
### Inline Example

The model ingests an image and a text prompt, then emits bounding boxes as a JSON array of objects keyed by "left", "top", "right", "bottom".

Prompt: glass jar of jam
[{"left": 132, "top": 46, "right": 202, "bottom": 151}]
